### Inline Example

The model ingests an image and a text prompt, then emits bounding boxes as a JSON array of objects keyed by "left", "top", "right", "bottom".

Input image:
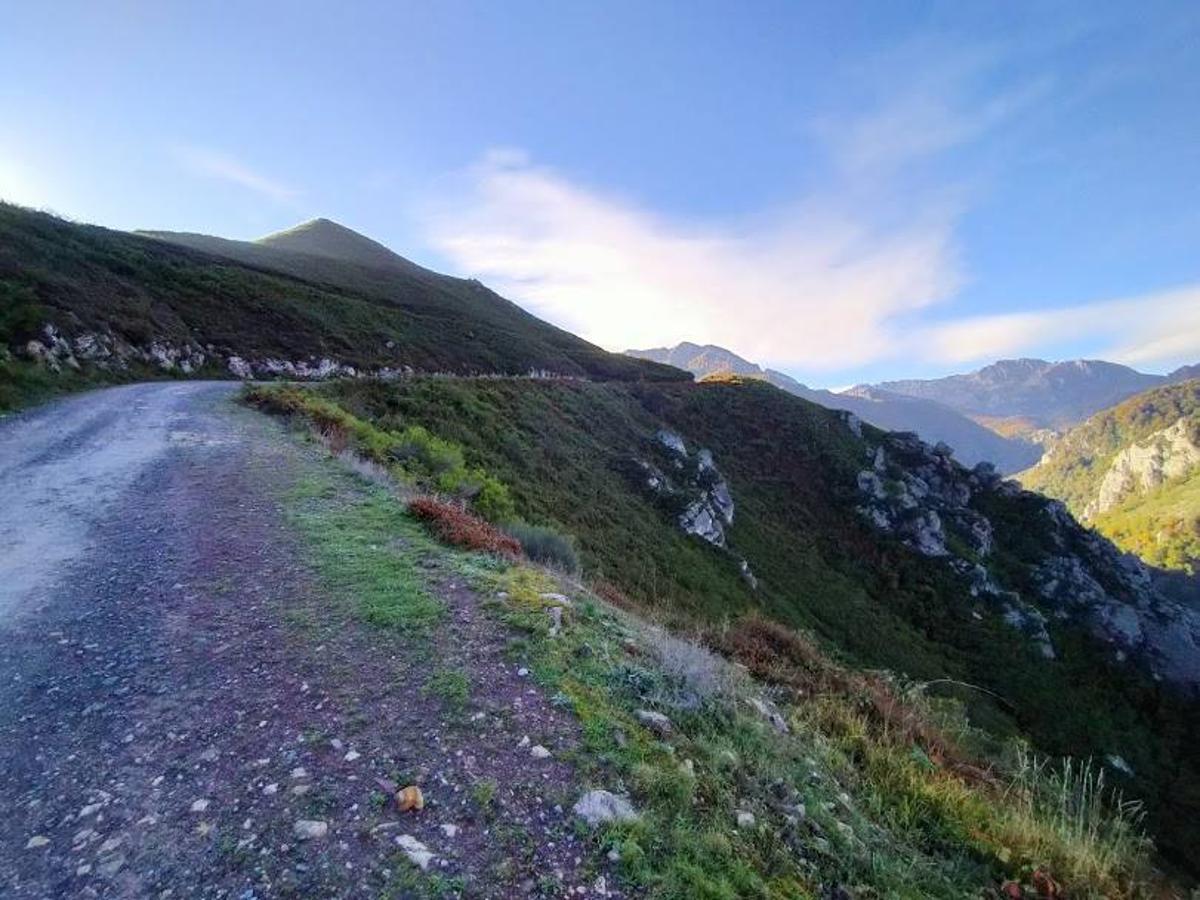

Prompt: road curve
[{"left": 0, "top": 382, "right": 242, "bottom": 618}]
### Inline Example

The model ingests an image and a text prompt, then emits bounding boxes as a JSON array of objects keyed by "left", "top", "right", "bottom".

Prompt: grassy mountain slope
[
  {"left": 1021, "top": 380, "right": 1200, "bottom": 573},
  {"left": 0, "top": 203, "right": 682, "bottom": 410},
  {"left": 297, "top": 374, "right": 1200, "bottom": 871},
  {"left": 627, "top": 343, "right": 1040, "bottom": 472},
  {"left": 255, "top": 392, "right": 1162, "bottom": 897},
  {"left": 878, "top": 359, "right": 1167, "bottom": 430}
]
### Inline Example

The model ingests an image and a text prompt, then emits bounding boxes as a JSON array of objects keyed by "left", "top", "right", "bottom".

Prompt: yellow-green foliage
[{"left": 245, "top": 384, "right": 516, "bottom": 522}]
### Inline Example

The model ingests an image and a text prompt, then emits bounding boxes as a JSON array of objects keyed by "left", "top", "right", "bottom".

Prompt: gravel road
[
  {"left": 0, "top": 383, "right": 618, "bottom": 899},
  {"left": 0, "top": 382, "right": 241, "bottom": 619}
]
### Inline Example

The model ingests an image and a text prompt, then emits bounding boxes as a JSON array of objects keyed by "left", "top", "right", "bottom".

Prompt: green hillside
[
  {"left": 0, "top": 203, "right": 683, "bottom": 410},
  {"left": 273, "top": 374, "right": 1200, "bottom": 871},
  {"left": 1021, "top": 380, "right": 1200, "bottom": 573}
]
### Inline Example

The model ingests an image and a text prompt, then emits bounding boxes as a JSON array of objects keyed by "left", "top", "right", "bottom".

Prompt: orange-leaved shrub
[{"left": 408, "top": 496, "right": 522, "bottom": 559}]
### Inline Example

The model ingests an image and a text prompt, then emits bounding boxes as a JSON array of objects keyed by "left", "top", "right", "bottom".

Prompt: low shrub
[
  {"left": 503, "top": 522, "right": 580, "bottom": 573},
  {"left": 408, "top": 496, "right": 521, "bottom": 558}
]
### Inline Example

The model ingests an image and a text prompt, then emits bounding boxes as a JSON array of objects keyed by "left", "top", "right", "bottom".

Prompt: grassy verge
[
  {"left": 476, "top": 565, "right": 1152, "bottom": 899},
  {"left": 285, "top": 470, "right": 445, "bottom": 631},
  {"left": 258, "top": 382, "right": 1164, "bottom": 898}
]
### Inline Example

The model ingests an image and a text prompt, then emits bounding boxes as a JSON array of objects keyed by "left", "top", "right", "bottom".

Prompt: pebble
[
  {"left": 736, "top": 810, "right": 756, "bottom": 828},
  {"left": 395, "top": 834, "right": 434, "bottom": 870},
  {"left": 25, "top": 835, "right": 49, "bottom": 850},
  {"left": 343, "top": 750, "right": 361, "bottom": 762},
  {"left": 263, "top": 783, "right": 279, "bottom": 795},
  {"left": 530, "top": 745, "right": 552, "bottom": 759},
  {"left": 190, "top": 799, "right": 210, "bottom": 813},
  {"left": 293, "top": 820, "right": 329, "bottom": 841}
]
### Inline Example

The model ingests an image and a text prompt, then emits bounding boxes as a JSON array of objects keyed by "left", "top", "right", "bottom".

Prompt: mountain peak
[{"left": 255, "top": 217, "right": 425, "bottom": 275}]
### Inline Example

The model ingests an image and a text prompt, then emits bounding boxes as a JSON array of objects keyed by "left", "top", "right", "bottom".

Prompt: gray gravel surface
[{"left": 0, "top": 383, "right": 622, "bottom": 899}]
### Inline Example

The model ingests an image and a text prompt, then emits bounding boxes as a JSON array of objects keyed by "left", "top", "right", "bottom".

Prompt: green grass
[
  {"left": 425, "top": 667, "right": 472, "bottom": 713},
  {"left": 286, "top": 472, "right": 444, "bottom": 631},
  {"left": 484, "top": 564, "right": 1154, "bottom": 899},
  {"left": 268, "top": 410, "right": 1164, "bottom": 897},
  {"left": 300, "top": 375, "right": 1200, "bottom": 876}
]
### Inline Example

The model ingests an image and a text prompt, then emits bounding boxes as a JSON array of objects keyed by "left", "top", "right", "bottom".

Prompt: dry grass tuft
[{"left": 408, "top": 495, "right": 522, "bottom": 558}]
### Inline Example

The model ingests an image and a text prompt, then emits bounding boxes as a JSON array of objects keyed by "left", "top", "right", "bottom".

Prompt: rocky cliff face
[
  {"left": 631, "top": 429, "right": 757, "bottom": 587},
  {"left": 1085, "top": 418, "right": 1200, "bottom": 518},
  {"left": 855, "top": 425, "right": 1200, "bottom": 687}
]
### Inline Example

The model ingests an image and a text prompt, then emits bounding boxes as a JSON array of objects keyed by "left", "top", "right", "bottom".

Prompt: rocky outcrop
[
  {"left": 16, "top": 322, "right": 408, "bottom": 384},
  {"left": 854, "top": 427, "right": 1200, "bottom": 686},
  {"left": 1084, "top": 418, "right": 1200, "bottom": 518},
  {"left": 639, "top": 430, "right": 735, "bottom": 548}
]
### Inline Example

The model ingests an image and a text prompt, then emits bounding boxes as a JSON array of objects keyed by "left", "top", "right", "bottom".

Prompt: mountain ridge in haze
[
  {"left": 875, "top": 358, "right": 1193, "bottom": 431},
  {"left": 626, "top": 342, "right": 1041, "bottom": 472}
]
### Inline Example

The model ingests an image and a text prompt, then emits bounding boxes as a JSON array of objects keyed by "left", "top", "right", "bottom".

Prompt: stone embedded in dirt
[
  {"left": 736, "top": 810, "right": 756, "bottom": 828},
  {"left": 572, "top": 790, "right": 639, "bottom": 827},
  {"left": 343, "top": 749, "right": 361, "bottom": 762},
  {"left": 263, "top": 783, "right": 279, "bottom": 795},
  {"left": 290, "top": 766, "right": 308, "bottom": 779},
  {"left": 439, "top": 823, "right": 459, "bottom": 838},
  {"left": 530, "top": 745, "right": 552, "bottom": 759},
  {"left": 98, "top": 855, "right": 126, "bottom": 877},
  {"left": 635, "top": 709, "right": 673, "bottom": 737},
  {"left": 517, "top": 667, "right": 530, "bottom": 677},
  {"left": 98, "top": 836, "right": 123, "bottom": 853},
  {"left": 24, "top": 835, "right": 49, "bottom": 850},
  {"left": 396, "top": 785, "right": 424, "bottom": 812},
  {"left": 293, "top": 820, "right": 329, "bottom": 840},
  {"left": 395, "top": 834, "right": 435, "bottom": 870},
  {"left": 198, "top": 747, "right": 218, "bottom": 763},
  {"left": 190, "top": 799, "right": 210, "bottom": 813},
  {"left": 518, "top": 735, "right": 530, "bottom": 748},
  {"left": 78, "top": 802, "right": 103, "bottom": 818}
]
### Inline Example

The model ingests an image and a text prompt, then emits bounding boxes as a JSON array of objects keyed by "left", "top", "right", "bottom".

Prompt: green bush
[{"left": 504, "top": 522, "right": 580, "bottom": 573}]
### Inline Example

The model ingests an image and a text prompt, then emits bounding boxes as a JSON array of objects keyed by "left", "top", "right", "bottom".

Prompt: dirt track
[{"left": 0, "top": 383, "right": 618, "bottom": 898}]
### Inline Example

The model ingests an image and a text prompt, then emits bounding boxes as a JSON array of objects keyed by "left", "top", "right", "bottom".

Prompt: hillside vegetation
[
  {"left": 0, "top": 203, "right": 682, "bottom": 410},
  {"left": 250, "top": 382, "right": 1168, "bottom": 897},
  {"left": 1021, "top": 380, "right": 1200, "bottom": 573},
  {"left": 248, "top": 375, "right": 1200, "bottom": 879},
  {"left": 628, "top": 342, "right": 1041, "bottom": 472}
]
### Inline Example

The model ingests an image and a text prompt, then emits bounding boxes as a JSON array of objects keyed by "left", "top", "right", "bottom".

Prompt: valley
[{"left": 1, "top": 206, "right": 1198, "bottom": 898}]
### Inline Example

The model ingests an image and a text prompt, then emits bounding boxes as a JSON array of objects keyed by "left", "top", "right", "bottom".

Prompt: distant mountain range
[
  {"left": 626, "top": 343, "right": 1042, "bottom": 472},
  {"left": 874, "top": 358, "right": 1199, "bottom": 432}
]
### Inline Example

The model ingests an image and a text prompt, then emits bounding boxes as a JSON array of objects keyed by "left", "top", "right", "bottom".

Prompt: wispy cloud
[
  {"left": 430, "top": 151, "right": 962, "bottom": 370},
  {"left": 425, "top": 39, "right": 1195, "bottom": 377},
  {"left": 919, "top": 286, "right": 1200, "bottom": 371},
  {"left": 172, "top": 145, "right": 298, "bottom": 202}
]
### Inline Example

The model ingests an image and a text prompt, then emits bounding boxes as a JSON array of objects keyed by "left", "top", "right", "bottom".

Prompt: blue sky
[{"left": 2, "top": 1, "right": 1198, "bottom": 386}]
